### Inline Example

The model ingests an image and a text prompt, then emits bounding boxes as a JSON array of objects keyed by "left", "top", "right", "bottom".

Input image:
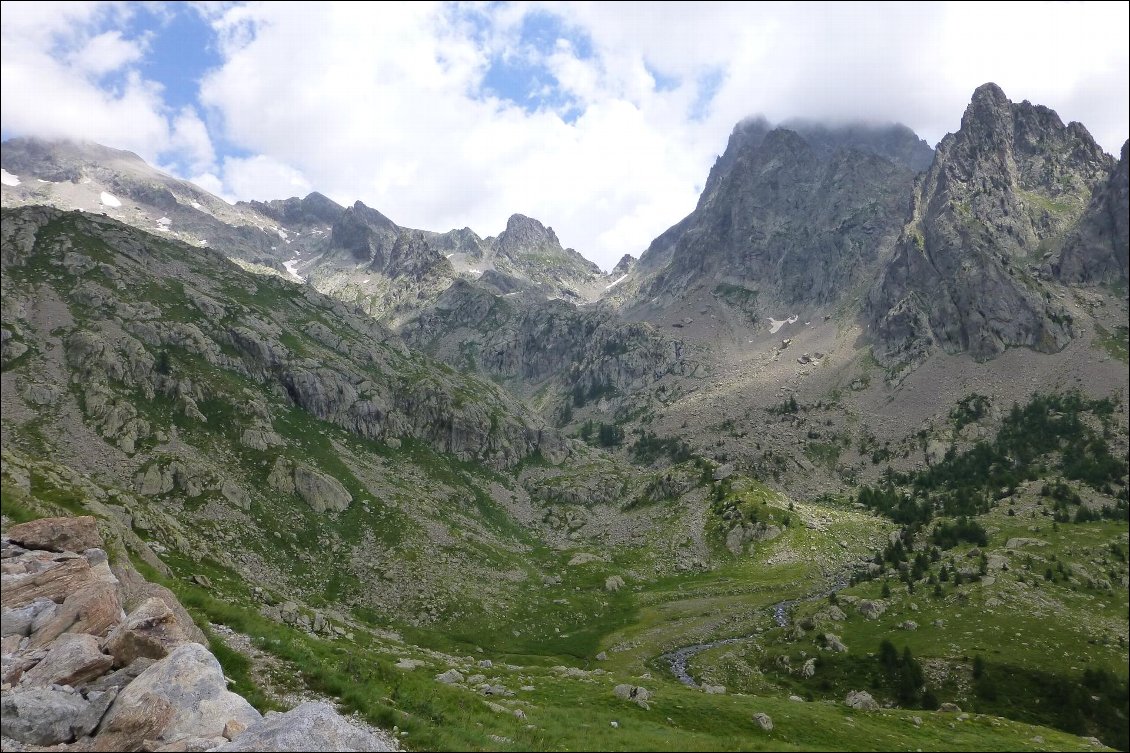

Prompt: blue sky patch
[
  {"left": 481, "top": 9, "right": 595, "bottom": 120},
  {"left": 646, "top": 63, "right": 681, "bottom": 93},
  {"left": 691, "top": 67, "right": 725, "bottom": 121},
  {"left": 128, "top": 5, "right": 221, "bottom": 112}
]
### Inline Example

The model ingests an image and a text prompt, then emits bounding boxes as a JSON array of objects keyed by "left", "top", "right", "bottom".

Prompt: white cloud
[
  {"left": 195, "top": 2, "right": 719, "bottom": 268},
  {"left": 186, "top": 170, "right": 231, "bottom": 202},
  {"left": 169, "top": 107, "right": 216, "bottom": 174},
  {"left": 219, "top": 154, "right": 313, "bottom": 202},
  {"left": 0, "top": 1, "right": 217, "bottom": 176},
  {"left": 3, "top": 1, "right": 1127, "bottom": 270},
  {"left": 193, "top": 2, "right": 1127, "bottom": 269},
  {"left": 67, "top": 29, "right": 144, "bottom": 76}
]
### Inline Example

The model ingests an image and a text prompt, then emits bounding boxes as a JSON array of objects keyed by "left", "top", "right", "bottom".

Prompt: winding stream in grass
[{"left": 661, "top": 576, "right": 848, "bottom": 686}]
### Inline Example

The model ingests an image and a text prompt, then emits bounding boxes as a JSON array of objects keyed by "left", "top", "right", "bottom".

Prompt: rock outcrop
[
  {"left": 845, "top": 690, "right": 880, "bottom": 711},
  {"left": 1, "top": 205, "right": 561, "bottom": 471},
  {"left": 404, "top": 278, "right": 695, "bottom": 416},
  {"left": 0, "top": 516, "right": 396, "bottom": 752},
  {"left": 1050, "top": 139, "right": 1130, "bottom": 284},
  {"left": 625, "top": 118, "right": 926, "bottom": 315},
  {"left": 870, "top": 83, "right": 1114, "bottom": 376},
  {"left": 209, "top": 701, "right": 394, "bottom": 752}
]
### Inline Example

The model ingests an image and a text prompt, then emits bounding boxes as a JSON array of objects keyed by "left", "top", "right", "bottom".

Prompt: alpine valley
[{"left": 1, "top": 83, "right": 1127, "bottom": 752}]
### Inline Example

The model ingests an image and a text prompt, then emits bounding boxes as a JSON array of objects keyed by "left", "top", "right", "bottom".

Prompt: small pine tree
[{"left": 881, "top": 580, "right": 892, "bottom": 598}]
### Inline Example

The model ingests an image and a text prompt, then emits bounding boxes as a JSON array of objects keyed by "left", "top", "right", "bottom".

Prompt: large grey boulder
[
  {"left": 103, "top": 596, "right": 194, "bottom": 667},
  {"left": 97, "top": 643, "right": 261, "bottom": 748},
  {"left": 19, "top": 632, "right": 112, "bottom": 687},
  {"left": 870, "top": 83, "right": 1112, "bottom": 376},
  {"left": 845, "top": 690, "right": 879, "bottom": 711},
  {"left": 613, "top": 684, "right": 652, "bottom": 708},
  {"left": 5, "top": 516, "right": 103, "bottom": 553},
  {"left": 0, "top": 686, "right": 115, "bottom": 745},
  {"left": 823, "top": 633, "right": 848, "bottom": 653},
  {"left": 1, "top": 597, "right": 55, "bottom": 638},
  {"left": 434, "top": 669, "right": 464, "bottom": 684},
  {"left": 208, "top": 701, "right": 395, "bottom": 751},
  {"left": 293, "top": 464, "right": 352, "bottom": 513},
  {"left": 857, "top": 600, "right": 886, "bottom": 620}
]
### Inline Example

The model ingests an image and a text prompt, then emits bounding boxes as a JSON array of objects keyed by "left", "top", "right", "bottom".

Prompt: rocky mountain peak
[
  {"left": 968, "top": 80, "right": 1010, "bottom": 111},
  {"left": 351, "top": 200, "right": 399, "bottom": 231},
  {"left": 610, "top": 254, "right": 636, "bottom": 277},
  {"left": 241, "top": 191, "right": 344, "bottom": 227},
  {"left": 1, "top": 137, "right": 147, "bottom": 182},
  {"left": 300, "top": 191, "right": 346, "bottom": 223},
  {"left": 783, "top": 120, "right": 935, "bottom": 172},
  {"left": 486, "top": 213, "right": 604, "bottom": 294},
  {"left": 497, "top": 214, "right": 562, "bottom": 255},
  {"left": 869, "top": 83, "right": 1117, "bottom": 377},
  {"left": 629, "top": 116, "right": 921, "bottom": 313},
  {"left": 728, "top": 115, "right": 773, "bottom": 147},
  {"left": 761, "top": 127, "right": 813, "bottom": 157},
  {"left": 699, "top": 117, "right": 773, "bottom": 201},
  {"left": 1050, "top": 138, "right": 1130, "bottom": 284},
  {"left": 330, "top": 201, "right": 400, "bottom": 263}
]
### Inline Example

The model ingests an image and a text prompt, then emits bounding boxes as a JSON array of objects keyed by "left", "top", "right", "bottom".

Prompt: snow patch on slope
[
  {"left": 100, "top": 192, "right": 122, "bottom": 208},
  {"left": 767, "top": 314, "right": 798, "bottom": 334},
  {"left": 605, "top": 274, "right": 628, "bottom": 290},
  {"left": 283, "top": 259, "right": 303, "bottom": 282},
  {"left": 1, "top": 169, "right": 20, "bottom": 186}
]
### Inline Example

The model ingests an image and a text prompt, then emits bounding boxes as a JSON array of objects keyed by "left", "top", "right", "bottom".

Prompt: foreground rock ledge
[{"left": 0, "top": 516, "right": 396, "bottom": 752}]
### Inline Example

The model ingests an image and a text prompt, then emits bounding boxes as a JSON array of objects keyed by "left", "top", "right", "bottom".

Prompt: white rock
[
  {"left": 99, "top": 643, "right": 261, "bottom": 745},
  {"left": 207, "top": 701, "right": 395, "bottom": 751}
]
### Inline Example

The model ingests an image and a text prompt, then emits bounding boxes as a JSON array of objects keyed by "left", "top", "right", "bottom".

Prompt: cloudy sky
[{"left": 2, "top": 2, "right": 1128, "bottom": 269}]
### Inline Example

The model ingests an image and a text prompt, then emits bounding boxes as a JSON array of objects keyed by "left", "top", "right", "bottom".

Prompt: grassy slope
[
  {"left": 2, "top": 209, "right": 1126, "bottom": 751},
  {"left": 3, "top": 459, "right": 1119, "bottom": 752}
]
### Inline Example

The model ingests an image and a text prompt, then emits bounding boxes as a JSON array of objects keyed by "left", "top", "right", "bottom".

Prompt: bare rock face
[
  {"left": 0, "top": 518, "right": 270, "bottom": 751},
  {"left": 626, "top": 118, "right": 925, "bottom": 313},
  {"left": 29, "top": 580, "right": 124, "bottom": 648},
  {"left": 97, "top": 643, "right": 262, "bottom": 748},
  {"left": 208, "top": 701, "right": 396, "bottom": 752},
  {"left": 845, "top": 689, "right": 879, "bottom": 711},
  {"left": 3, "top": 557, "right": 95, "bottom": 610},
  {"left": 2, "top": 206, "right": 562, "bottom": 474},
  {"left": 1, "top": 597, "right": 55, "bottom": 638},
  {"left": 103, "top": 597, "right": 195, "bottom": 668},
  {"left": 112, "top": 565, "right": 208, "bottom": 648},
  {"left": 6, "top": 516, "right": 103, "bottom": 553},
  {"left": 870, "top": 83, "right": 1114, "bottom": 377},
  {"left": 405, "top": 279, "right": 693, "bottom": 422},
  {"left": 0, "top": 686, "right": 112, "bottom": 745},
  {"left": 1050, "top": 139, "right": 1130, "bottom": 284},
  {"left": 292, "top": 463, "right": 353, "bottom": 513},
  {"left": 19, "top": 633, "right": 112, "bottom": 688}
]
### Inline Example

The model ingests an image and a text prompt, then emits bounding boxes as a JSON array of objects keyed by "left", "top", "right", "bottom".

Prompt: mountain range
[{"left": 2, "top": 83, "right": 1127, "bottom": 752}]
